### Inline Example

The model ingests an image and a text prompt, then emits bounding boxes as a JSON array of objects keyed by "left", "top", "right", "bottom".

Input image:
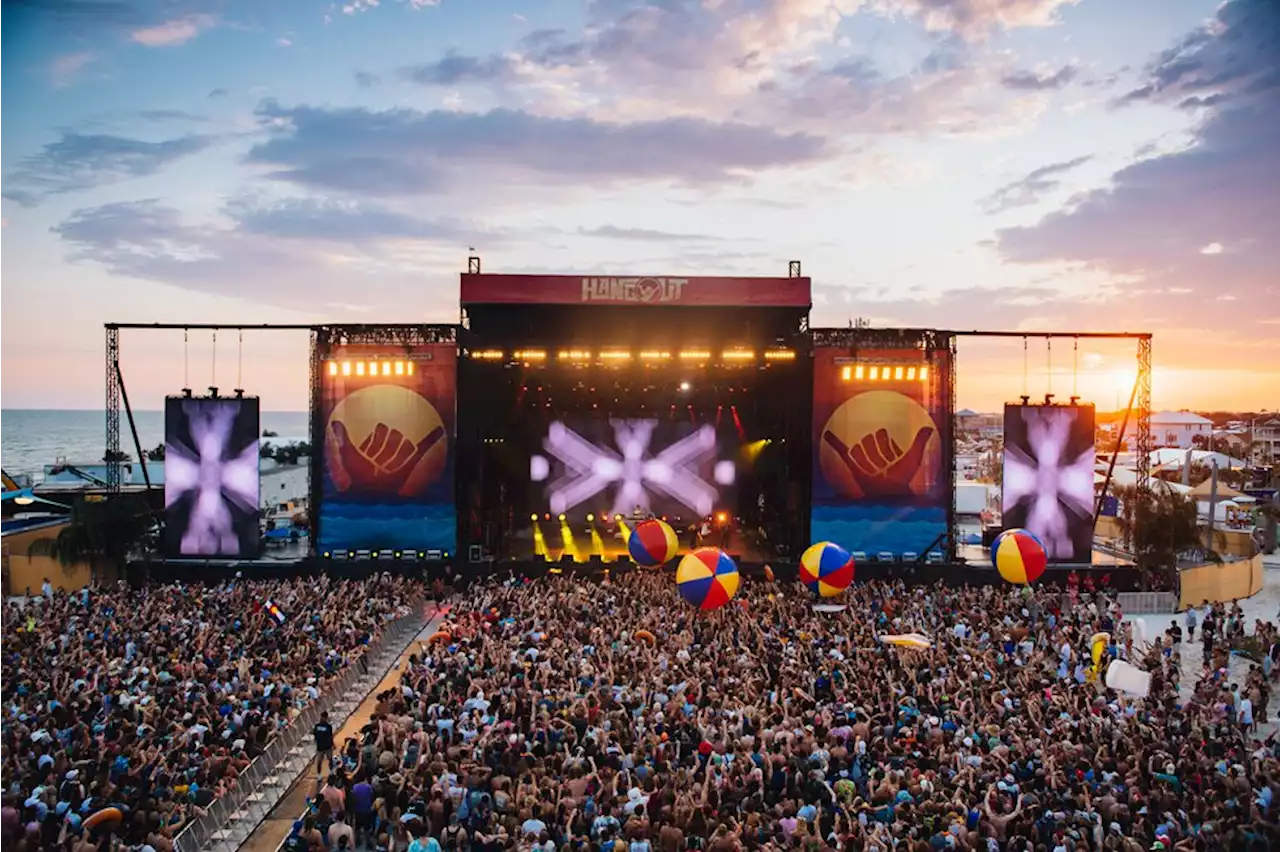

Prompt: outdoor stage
[{"left": 103, "top": 257, "right": 1154, "bottom": 581}]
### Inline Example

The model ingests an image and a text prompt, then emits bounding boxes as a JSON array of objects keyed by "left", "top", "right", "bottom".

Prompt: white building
[
  {"left": 1126, "top": 411, "right": 1213, "bottom": 449},
  {"left": 1254, "top": 418, "right": 1280, "bottom": 465}
]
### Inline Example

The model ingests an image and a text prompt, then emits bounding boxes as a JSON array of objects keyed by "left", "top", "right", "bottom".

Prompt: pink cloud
[
  {"left": 49, "top": 51, "right": 96, "bottom": 87},
  {"left": 131, "top": 14, "right": 217, "bottom": 47}
]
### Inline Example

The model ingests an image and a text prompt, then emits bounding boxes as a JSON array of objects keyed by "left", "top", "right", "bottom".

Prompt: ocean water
[{"left": 0, "top": 409, "right": 310, "bottom": 478}]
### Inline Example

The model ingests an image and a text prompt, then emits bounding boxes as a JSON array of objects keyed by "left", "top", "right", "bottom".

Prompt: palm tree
[
  {"left": 1113, "top": 484, "right": 1201, "bottom": 591},
  {"left": 27, "top": 496, "right": 155, "bottom": 584}
]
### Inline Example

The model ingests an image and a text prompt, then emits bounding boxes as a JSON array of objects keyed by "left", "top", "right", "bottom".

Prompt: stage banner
[
  {"left": 1002, "top": 403, "right": 1096, "bottom": 563},
  {"left": 319, "top": 344, "right": 456, "bottom": 553},
  {"left": 810, "top": 349, "right": 949, "bottom": 557},
  {"left": 460, "top": 274, "right": 811, "bottom": 307},
  {"left": 164, "top": 396, "right": 261, "bottom": 558}
]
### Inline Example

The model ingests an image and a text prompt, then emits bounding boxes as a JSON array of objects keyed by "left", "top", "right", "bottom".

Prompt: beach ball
[
  {"left": 992, "top": 528, "right": 1046, "bottom": 585},
  {"left": 676, "top": 548, "right": 740, "bottom": 610},
  {"left": 628, "top": 519, "right": 679, "bottom": 567},
  {"left": 799, "top": 542, "right": 855, "bottom": 597}
]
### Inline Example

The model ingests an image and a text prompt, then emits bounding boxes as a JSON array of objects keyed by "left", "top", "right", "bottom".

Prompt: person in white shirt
[{"left": 1239, "top": 695, "right": 1254, "bottom": 732}]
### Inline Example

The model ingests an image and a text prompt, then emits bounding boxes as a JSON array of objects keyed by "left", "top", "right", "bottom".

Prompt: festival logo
[
  {"left": 580, "top": 277, "right": 687, "bottom": 304},
  {"left": 324, "top": 385, "right": 448, "bottom": 499},
  {"left": 818, "top": 391, "right": 941, "bottom": 500}
]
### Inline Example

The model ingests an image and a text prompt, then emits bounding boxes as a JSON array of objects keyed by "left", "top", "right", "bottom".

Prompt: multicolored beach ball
[
  {"left": 991, "top": 528, "right": 1047, "bottom": 585},
  {"left": 675, "top": 548, "right": 740, "bottom": 610},
  {"left": 799, "top": 541, "right": 855, "bottom": 597},
  {"left": 628, "top": 518, "right": 679, "bottom": 567}
]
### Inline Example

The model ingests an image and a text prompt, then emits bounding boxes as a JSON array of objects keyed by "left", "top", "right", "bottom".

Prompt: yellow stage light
[
  {"left": 406, "top": 361, "right": 415, "bottom": 375},
  {"left": 854, "top": 365, "right": 865, "bottom": 380},
  {"left": 723, "top": 350, "right": 755, "bottom": 361},
  {"left": 473, "top": 350, "right": 504, "bottom": 360},
  {"left": 558, "top": 350, "right": 592, "bottom": 361},
  {"left": 531, "top": 513, "right": 539, "bottom": 521},
  {"left": 514, "top": 350, "right": 547, "bottom": 361},
  {"left": 679, "top": 350, "right": 711, "bottom": 360},
  {"left": 340, "top": 361, "right": 351, "bottom": 376},
  {"left": 381, "top": 361, "right": 392, "bottom": 376},
  {"left": 600, "top": 351, "right": 631, "bottom": 361},
  {"left": 764, "top": 349, "right": 795, "bottom": 361},
  {"left": 640, "top": 351, "right": 671, "bottom": 361},
  {"left": 919, "top": 366, "right": 929, "bottom": 381},
  {"left": 328, "top": 362, "right": 338, "bottom": 376},
  {"left": 395, "top": 361, "right": 405, "bottom": 376},
  {"left": 558, "top": 513, "right": 566, "bottom": 522},
  {"left": 615, "top": 513, "right": 623, "bottom": 521},
  {"left": 355, "top": 362, "right": 366, "bottom": 376},
  {"left": 907, "top": 367, "right": 916, "bottom": 380},
  {"left": 894, "top": 366, "right": 904, "bottom": 380},
  {"left": 841, "top": 365, "right": 852, "bottom": 382},
  {"left": 869, "top": 366, "right": 879, "bottom": 380},
  {"left": 586, "top": 513, "right": 595, "bottom": 522}
]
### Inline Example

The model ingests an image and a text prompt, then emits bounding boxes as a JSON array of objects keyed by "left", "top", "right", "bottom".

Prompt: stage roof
[{"left": 460, "top": 273, "right": 811, "bottom": 308}]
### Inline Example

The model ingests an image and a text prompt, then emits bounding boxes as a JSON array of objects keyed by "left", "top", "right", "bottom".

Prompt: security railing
[{"left": 172, "top": 610, "right": 427, "bottom": 852}]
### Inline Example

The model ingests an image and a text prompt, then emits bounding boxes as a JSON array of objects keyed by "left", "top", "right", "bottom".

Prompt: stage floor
[{"left": 509, "top": 524, "right": 771, "bottom": 563}]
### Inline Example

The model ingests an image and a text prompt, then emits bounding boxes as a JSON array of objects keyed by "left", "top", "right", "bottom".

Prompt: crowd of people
[
  {"left": 6, "top": 569, "right": 1280, "bottom": 852},
  {"left": 1, "top": 575, "right": 420, "bottom": 852},
  {"left": 292, "top": 573, "right": 1280, "bottom": 852}
]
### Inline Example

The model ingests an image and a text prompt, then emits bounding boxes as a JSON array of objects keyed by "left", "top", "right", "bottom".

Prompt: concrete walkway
[{"left": 239, "top": 611, "right": 446, "bottom": 852}]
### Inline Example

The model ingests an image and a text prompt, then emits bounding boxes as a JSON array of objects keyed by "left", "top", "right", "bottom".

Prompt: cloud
[
  {"left": 1001, "top": 64, "right": 1077, "bottom": 91},
  {"left": 579, "top": 225, "right": 723, "bottom": 243},
  {"left": 137, "top": 109, "right": 208, "bottom": 122},
  {"left": 883, "top": 0, "right": 1081, "bottom": 38},
  {"left": 49, "top": 51, "right": 96, "bottom": 87},
  {"left": 244, "top": 101, "right": 829, "bottom": 197},
  {"left": 981, "top": 155, "right": 1091, "bottom": 213},
  {"left": 997, "top": 0, "right": 1279, "bottom": 320},
  {"left": 354, "top": 71, "right": 380, "bottom": 88},
  {"left": 1199, "top": 242, "right": 1224, "bottom": 256},
  {"left": 208, "top": 88, "right": 228, "bottom": 99},
  {"left": 52, "top": 198, "right": 493, "bottom": 306},
  {"left": 131, "top": 13, "right": 216, "bottom": 47},
  {"left": 400, "top": 52, "right": 521, "bottom": 86},
  {"left": 3, "top": 132, "right": 213, "bottom": 206}
]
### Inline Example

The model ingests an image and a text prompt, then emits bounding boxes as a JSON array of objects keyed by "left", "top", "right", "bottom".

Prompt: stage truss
[{"left": 103, "top": 319, "right": 1151, "bottom": 569}]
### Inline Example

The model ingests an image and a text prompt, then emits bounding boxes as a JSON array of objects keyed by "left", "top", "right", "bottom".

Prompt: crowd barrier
[
  {"left": 1116, "top": 591, "right": 1179, "bottom": 614},
  {"left": 172, "top": 610, "right": 428, "bottom": 852}
]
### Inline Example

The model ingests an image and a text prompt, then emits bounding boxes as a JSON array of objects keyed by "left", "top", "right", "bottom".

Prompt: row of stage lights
[
  {"left": 469, "top": 349, "right": 797, "bottom": 365},
  {"left": 326, "top": 360, "right": 416, "bottom": 378},
  {"left": 532, "top": 512, "right": 728, "bottom": 524},
  {"left": 841, "top": 364, "right": 930, "bottom": 382}
]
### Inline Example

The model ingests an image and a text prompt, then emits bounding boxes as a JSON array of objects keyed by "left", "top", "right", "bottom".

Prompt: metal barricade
[
  {"left": 1117, "top": 591, "right": 1179, "bottom": 614},
  {"left": 172, "top": 611, "right": 426, "bottom": 852}
]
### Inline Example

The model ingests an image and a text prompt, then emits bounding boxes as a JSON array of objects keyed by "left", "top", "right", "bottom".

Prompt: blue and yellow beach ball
[
  {"left": 676, "top": 547, "right": 740, "bottom": 610},
  {"left": 799, "top": 541, "right": 855, "bottom": 597},
  {"left": 628, "top": 518, "right": 679, "bottom": 567},
  {"left": 992, "top": 528, "right": 1047, "bottom": 585}
]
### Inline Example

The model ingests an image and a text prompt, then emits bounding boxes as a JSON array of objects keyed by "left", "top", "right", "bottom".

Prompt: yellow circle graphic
[
  {"left": 326, "top": 385, "right": 448, "bottom": 497},
  {"left": 818, "top": 390, "right": 940, "bottom": 499}
]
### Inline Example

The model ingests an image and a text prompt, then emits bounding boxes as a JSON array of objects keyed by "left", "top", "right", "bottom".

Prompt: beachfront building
[
  {"left": 1253, "top": 418, "right": 1280, "bottom": 466},
  {"left": 1125, "top": 410, "right": 1213, "bottom": 449}
]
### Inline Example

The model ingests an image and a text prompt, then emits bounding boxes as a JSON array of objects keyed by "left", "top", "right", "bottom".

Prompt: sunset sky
[{"left": 2, "top": 0, "right": 1277, "bottom": 413}]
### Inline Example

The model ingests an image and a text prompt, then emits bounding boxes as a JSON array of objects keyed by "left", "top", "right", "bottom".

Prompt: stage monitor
[
  {"left": 1002, "top": 403, "right": 1096, "bottom": 563},
  {"left": 164, "top": 396, "right": 261, "bottom": 558},
  {"left": 810, "top": 349, "right": 951, "bottom": 557},
  {"left": 318, "top": 344, "right": 456, "bottom": 554}
]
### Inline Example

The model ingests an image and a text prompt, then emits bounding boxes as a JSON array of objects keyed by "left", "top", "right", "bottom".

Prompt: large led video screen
[
  {"left": 1002, "top": 403, "right": 1096, "bottom": 563},
  {"left": 318, "top": 344, "right": 456, "bottom": 553},
  {"left": 530, "top": 418, "right": 737, "bottom": 522},
  {"left": 811, "top": 349, "right": 950, "bottom": 556},
  {"left": 164, "top": 396, "right": 261, "bottom": 558}
]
